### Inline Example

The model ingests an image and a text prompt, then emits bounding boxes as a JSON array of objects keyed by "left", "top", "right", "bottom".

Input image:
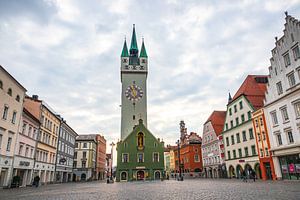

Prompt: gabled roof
[
  {"left": 205, "top": 111, "right": 226, "bottom": 136},
  {"left": 231, "top": 75, "right": 268, "bottom": 110}
]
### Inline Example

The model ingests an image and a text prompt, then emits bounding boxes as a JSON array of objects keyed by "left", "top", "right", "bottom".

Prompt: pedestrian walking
[
  {"left": 34, "top": 176, "right": 40, "bottom": 187},
  {"left": 242, "top": 170, "right": 247, "bottom": 182},
  {"left": 251, "top": 170, "right": 256, "bottom": 182}
]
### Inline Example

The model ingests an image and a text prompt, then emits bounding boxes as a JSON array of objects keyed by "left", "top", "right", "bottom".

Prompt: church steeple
[
  {"left": 121, "top": 39, "right": 129, "bottom": 57},
  {"left": 140, "top": 38, "right": 148, "bottom": 58},
  {"left": 130, "top": 24, "right": 138, "bottom": 55}
]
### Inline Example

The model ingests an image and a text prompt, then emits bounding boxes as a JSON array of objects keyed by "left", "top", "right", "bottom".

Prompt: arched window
[
  {"left": 7, "top": 88, "right": 12, "bottom": 96},
  {"left": 0, "top": 80, "right": 3, "bottom": 89},
  {"left": 16, "top": 95, "right": 20, "bottom": 102}
]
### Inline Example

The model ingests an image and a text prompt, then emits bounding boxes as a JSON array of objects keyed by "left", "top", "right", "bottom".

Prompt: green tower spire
[
  {"left": 130, "top": 24, "right": 138, "bottom": 53},
  {"left": 121, "top": 39, "right": 129, "bottom": 57},
  {"left": 140, "top": 38, "right": 148, "bottom": 58}
]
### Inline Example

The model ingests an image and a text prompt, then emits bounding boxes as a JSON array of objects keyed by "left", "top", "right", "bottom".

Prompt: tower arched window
[
  {"left": 0, "top": 80, "right": 3, "bottom": 89},
  {"left": 7, "top": 88, "right": 12, "bottom": 96},
  {"left": 16, "top": 95, "right": 20, "bottom": 102}
]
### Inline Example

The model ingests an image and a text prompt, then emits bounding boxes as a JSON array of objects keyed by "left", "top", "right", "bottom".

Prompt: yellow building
[{"left": 24, "top": 96, "right": 60, "bottom": 184}]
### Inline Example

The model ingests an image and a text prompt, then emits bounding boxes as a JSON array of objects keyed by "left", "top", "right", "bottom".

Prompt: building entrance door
[
  {"left": 0, "top": 168, "right": 8, "bottom": 187},
  {"left": 154, "top": 171, "right": 160, "bottom": 180},
  {"left": 137, "top": 170, "right": 144, "bottom": 180},
  {"left": 264, "top": 162, "right": 272, "bottom": 180}
]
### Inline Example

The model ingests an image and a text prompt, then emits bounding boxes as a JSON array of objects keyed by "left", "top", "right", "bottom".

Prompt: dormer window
[
  {"left": 7, "top": 88, "right": 12, "bottom": 96},
  {"left": 0, "top": 80, "right": 2, "bottom": 89},
  {"left": 142, "top": 59, "right": 146, "bottom": 63}
]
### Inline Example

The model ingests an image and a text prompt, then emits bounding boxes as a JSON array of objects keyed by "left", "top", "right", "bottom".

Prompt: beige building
[
  {"left": 73, "top": 135, "right": 97, "bottom": 181},
  {"left": 24, "top": 95, "right": 60, "bottom": 184},
  {"left": 0, "top": 65, "right": 26, "bottom": 187}
]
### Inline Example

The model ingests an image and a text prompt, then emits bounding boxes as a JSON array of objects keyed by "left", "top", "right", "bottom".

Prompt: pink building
[{"left": 12, "top": 107, "right": 40, "bottom": 186}]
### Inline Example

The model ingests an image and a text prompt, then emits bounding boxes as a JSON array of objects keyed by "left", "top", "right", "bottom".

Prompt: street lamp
[
  {"left": 177, "top": 140, "right": 183, "bottom": 181},
  {"left": 110, "top": 142, "right": 115, "bottom": 182}
]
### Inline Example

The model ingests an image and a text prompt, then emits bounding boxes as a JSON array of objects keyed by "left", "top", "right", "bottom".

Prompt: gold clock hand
[{"left": 131, "top": 85, "right": 137, "bottom": 97}]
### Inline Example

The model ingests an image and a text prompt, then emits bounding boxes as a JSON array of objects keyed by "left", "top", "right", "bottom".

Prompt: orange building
[
  {"left": 252, "top": 108, "right": 276, "bottom": 180},
  {"left": 175, "top": 132, "right": 203, "bottom": 177}
]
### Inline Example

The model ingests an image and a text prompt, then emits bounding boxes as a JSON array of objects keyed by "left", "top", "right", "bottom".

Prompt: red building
[
  {"left": 96, "top": 135, "right": 106, "bottom": 180},
  {"left": 175, "top": 129, "right": 203, "bottom": 176}
]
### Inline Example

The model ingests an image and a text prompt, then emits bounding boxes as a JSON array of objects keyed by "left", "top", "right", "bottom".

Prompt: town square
[{"left": 0, "top": 0, "right": 300, "bottom": 199}]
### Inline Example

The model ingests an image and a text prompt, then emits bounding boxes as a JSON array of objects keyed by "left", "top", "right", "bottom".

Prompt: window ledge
[{"left": 283, "top": 120, "right": 290, "bottom": 124}]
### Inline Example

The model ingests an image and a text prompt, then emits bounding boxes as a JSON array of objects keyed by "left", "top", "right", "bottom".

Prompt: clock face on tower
[{"left": 125, "top": 84, "right": 143, "bottom": 102}]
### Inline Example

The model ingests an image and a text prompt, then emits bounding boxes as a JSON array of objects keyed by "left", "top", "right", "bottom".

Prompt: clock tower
[
  {"left": 120, "top": 24, "right": 148, "bottom": 140},
  {"left": 116, "top": 25, "right": 164, "bottom": 182}
]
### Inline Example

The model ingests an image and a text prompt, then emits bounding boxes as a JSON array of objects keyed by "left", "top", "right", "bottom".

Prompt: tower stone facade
[{"left": 120, "top": 24, "right": 148, "bottom": 140}]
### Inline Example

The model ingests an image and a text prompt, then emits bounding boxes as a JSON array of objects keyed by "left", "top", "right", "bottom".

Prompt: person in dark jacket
[
  {"left": 242, "top": 170, "right": 247, "bottom": 182},
  {"left": 33, "top": 176, "right": 40, "bottom": 187},
  {"left": 251, "top": 170, "right": 256, "bottom": 182}
]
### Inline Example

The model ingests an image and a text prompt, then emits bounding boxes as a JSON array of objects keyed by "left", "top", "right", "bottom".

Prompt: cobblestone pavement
[{"left": 0, "top": 179, "right": 299, "bottom": 200}]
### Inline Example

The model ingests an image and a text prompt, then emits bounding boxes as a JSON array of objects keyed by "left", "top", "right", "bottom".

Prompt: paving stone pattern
[{"left": 0, "top": 179, "right": 299, "bottom": 200}]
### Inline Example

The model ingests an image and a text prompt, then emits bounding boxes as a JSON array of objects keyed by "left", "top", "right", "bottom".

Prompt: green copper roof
[
  {"left": 130, "top": 24, "right": 138, "bottom": 51},
  {"left": 140, "top": 39, "right": 147, "bottom": 58},
  {"left": 121, "top": 40, "right": 129, "bottom": 57}
]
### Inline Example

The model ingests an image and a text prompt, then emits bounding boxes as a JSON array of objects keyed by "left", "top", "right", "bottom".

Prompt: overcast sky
[{"left": 1, "top": 0, "right": 300, "bottom": 152}]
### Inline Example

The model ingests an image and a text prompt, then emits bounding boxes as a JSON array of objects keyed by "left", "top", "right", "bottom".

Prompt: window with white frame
[
  {"left": 286, "top": 131, "right": 294, "bottom": 144},
  {"left": 137, "top": 153, "right": 144, "bottom": 163},
  {"left": 19, "top": 143, "right": 23, "bottom": 155},
  {"left": 153, "top": 152, "right": 159, "bottom": 162},
  {"left": 6, "top": 137, "right": 12, "bottom": 151},
  {"left": 270, "top": 111, "right": 278, "bottom": 125},
  {"left": 276, "top": 133, "right": 283, "bottom": 146},
  {"left": 293, "top": 100, "right": 300, "bottom": 118},
  {"left": 292, "top": 45, "right": 300, "bottom": 60},
  {"left": 2, "top": 105, "right": 9, "bottom": 120},
  {"left": 122, "top": 153, "right": 129, "bottom": 163},
  {"left": 280, "top": 106, "right": 289, "bottom": 122},
  {"left": 287, "top": 72, "right": 296, "bottom": 87},
  {"left": 194, "top": 154, "right": 200, "bottom": 162},
  {"left": 11, "top": 111, "right": 17, "bottom": 124},
  {"left": 276, "top": 82, "right": 283, "bottom": 95},
  {"left": 283, "top": 53, "right": 291, "bottom": 67}
]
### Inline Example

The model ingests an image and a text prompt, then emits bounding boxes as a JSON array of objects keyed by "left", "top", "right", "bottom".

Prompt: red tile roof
[
  {"left": 231, "top": 75, "right": 268, "bottom": 110},
  {"left": 205, "top": 111, "right": 226, "bottom": 136}
]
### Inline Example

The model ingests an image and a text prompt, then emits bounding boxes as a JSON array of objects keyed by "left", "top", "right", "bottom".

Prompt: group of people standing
[{"left": 242, "top": 169, "right": 256, "bottom": 182}]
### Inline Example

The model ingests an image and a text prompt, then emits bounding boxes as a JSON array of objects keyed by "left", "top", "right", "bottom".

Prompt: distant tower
[
  {"left": 120, "top": 24, "right": 148, "bottom": 140},
  {"left": 180, "top": 120, "right": 187, "bottom": 143}
]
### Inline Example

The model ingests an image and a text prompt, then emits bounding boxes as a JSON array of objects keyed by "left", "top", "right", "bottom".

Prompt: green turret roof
[
  {"left": 121, "top": 40, "right": 129, "bottom": 57},
  {"left": 130, "top": 24, "right": 138, "bottom": 51},
  {"left": 140, "top": 39, "right": 148, "bottom": 58}
]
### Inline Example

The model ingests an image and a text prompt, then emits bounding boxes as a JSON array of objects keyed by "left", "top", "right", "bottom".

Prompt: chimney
[{"left": 32, "top": 95, "right": 39, "bottom": 100}]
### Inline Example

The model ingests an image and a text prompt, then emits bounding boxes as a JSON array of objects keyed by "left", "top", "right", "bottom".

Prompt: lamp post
[
  {"left": 177, "top": 139, "right": 183, "bottom": 181},
  {"left": 110, "top": 142, "right": 115, "bottom": 182}
]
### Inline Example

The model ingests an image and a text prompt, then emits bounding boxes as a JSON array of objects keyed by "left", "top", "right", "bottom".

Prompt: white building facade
[
  {"left": 264, "top": 13, "right": 300, "bottom": 180},
  {"left": 202, "top": 111, "right": 226, "bottom": 178},
  {"left": 0, "top": 66, "right": 26, "bottom": 187}
]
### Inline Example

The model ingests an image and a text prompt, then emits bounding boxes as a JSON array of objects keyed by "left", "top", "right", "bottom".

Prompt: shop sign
[
  {"left": 20, "top": 161, "right": 30, "bottom": 166},
  {"left": 295, "top": 164, "right": 300, "bottom": 173},
  {"left": 289, "top": 164, "right": 295, "bottom": 173},
  {"left": 239, "top": 160, "right": 245, "bottom": 163},
  {"left": 136, "top": 166, "right": 145, "bottom": 169},
  {"left": 281, "top": 165, "right": 288, "bottom": 173}
]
